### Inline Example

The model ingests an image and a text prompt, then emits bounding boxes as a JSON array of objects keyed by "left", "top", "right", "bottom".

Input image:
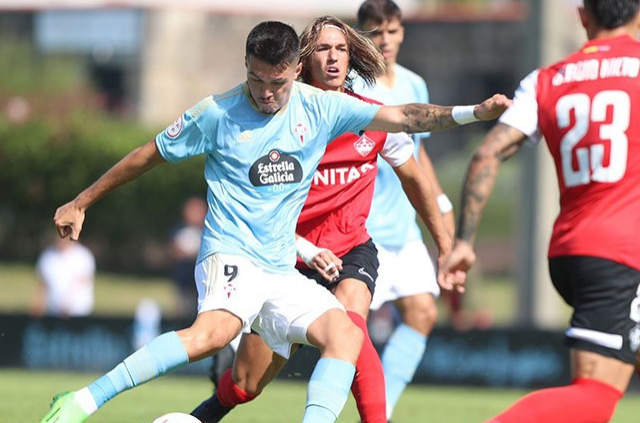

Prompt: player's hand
[
  {"left": 474, "top": 94, "right": 512, "bottom": 121},
  {"left": 53, "top": 200, "right": 86, "bottom": 241},
  {"left": 440, "top": 239, "right": 476, "bottom": 293},
  {"left": 436, "top": 254, "right": 467, "bottom": 294},
  {"left": 446, "top": 239, "right": 477, "bottom": 271},
  {"left": 309, "top": 249, "right": 343, "bottom": 282}
]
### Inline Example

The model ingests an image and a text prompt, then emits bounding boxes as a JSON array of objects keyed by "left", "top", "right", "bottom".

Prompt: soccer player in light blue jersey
[
  {"left": 39, "top": 19, "right": 508, "bottom": 423},
  {"left": 353, "top": 1, "right": 458, "bottom": 421}
]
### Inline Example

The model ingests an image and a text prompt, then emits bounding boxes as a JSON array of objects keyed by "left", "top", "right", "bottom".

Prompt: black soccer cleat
[{"left": 191, "top": 392, "right": 233, "bottom": 423}]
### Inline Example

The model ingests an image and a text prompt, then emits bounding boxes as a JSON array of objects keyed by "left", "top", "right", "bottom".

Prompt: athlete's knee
[
  {"left": 196, "top": 331, "right": 229, "bottom": 356},
  {"left": 346, "top": 316, "right": 365, "bottom": 344},
  {"left": 402, "top": 294, "right": 438, "bottom": 333},
  {"left": 334, "top": 281, "right": 372, "bottom": 316},
  {"left": 182, "top": 311, "right": 242, "bottom": 359},
  {"left": 340, "top": 317, "right": 365, "bottom": 357},
  {"left": 181, "top": 326, "right": 234, "bottom": 358},
  {"left": 422, "top": 297, "right": 439, "bottom": 325},
  {"left": 322, "top": 310, "right": 364, "bottom": 358}
]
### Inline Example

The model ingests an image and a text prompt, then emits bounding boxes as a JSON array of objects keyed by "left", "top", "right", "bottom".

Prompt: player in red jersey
[
  {"left": 191, "top": 15, "right": 466, "bottom": 423},
  {"left": 445, "top": 1, "right": 640, "bottom": 422}
]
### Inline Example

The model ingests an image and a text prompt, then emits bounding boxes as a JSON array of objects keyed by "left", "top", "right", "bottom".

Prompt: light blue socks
[
  {"left": 302, "top": 357, "right": 356, "bottom": 423},
  {"left": 87, "top": 331, "right": 189, "bottom": 408},
  {"left": 381, "top": 323, "right": 427, "bottom": 419}
]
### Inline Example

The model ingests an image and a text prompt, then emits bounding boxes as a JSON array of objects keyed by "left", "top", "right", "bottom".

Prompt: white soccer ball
[{"left": 151, "top": 412, "right": 202, "bottom": 423}]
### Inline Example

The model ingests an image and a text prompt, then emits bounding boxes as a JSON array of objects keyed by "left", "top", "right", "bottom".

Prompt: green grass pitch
[{"left": 3, "top": 369, "right": 637, "bottom": 423}]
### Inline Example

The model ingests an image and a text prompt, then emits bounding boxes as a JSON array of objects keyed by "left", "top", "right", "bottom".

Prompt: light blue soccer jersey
[
  {"left": 156, "top": 82, "right": 380, "bottom": 274},
  {"left": 352, "top": 65, "right": 430, "bottom": 248}
]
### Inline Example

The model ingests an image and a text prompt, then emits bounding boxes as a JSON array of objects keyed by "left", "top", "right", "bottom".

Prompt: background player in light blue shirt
[
  {"left": 353, "top": 1, "right": 457, "bottom": 420},
  {"left": 40, "top": 19, "right": 508, "bottom": 423}
]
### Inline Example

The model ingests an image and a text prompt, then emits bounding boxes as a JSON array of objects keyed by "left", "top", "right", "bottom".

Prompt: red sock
[
  {"left": 487, "top": 378, "right": 622, "bottom": 423},
  {"left": 216, "top": 369, "right": 257, "bottom": 408},
  {"left": 347, "top": 311, "right": 387, "bottom": 423}
]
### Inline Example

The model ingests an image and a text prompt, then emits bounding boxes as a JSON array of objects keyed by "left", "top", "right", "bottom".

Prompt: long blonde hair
[{"left": 299, "top": 15, "right": 385, "bottom": 89}]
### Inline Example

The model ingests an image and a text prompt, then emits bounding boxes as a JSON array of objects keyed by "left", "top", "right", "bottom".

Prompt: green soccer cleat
[{"left": 39, "top": 391, "right": 89, "bottom": 423}]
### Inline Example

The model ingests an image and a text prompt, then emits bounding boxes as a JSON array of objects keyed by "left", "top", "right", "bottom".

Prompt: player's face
[
  {"left": 245, "top": 55, "right": 302, "bottom": 115},
  {"left": 307, "top": 26, "right": 350, "bottom": 92},
  {"left": 361, "top": 17, "right": 404, "bottom": 66}
]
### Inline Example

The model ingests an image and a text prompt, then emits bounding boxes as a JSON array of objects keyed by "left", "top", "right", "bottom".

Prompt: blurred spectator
[
  {"left": 30, "top": 234, "right": 95, "bottom": 317},
  {"left": 170, "top": 196, "right": 207, "bottom": 319},
  {"left": 4, "top": 96, "right": 31, "bottom": 125},
  {"left": 132, "top": 298, "right": 162, "bottom": 350}
]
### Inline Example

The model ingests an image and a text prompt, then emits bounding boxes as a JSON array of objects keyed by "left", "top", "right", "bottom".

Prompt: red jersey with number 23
[
  {"left": 296, "top": 90, "right": 414, "bottom": 262},
  {"left": 501, "top": 35, "right": 640, "bottom": 270}
]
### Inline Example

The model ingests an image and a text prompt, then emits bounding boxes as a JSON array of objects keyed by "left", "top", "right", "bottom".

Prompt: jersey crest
[
  {"left": 294, "top": 122, "right": 308, "bottom": 144},
  {"left": 354, "top": 134, "right": 375, "bottom": 157}
]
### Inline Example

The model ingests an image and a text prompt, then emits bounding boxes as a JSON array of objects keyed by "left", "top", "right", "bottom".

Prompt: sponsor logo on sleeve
[{"left": 165, "top": 116, "right": 183, "bottom": 139}]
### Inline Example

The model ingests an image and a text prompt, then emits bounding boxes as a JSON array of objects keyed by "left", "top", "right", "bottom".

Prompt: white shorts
[
  {"left": 370, "top": 239, "right": 440, "bottom": 311},
  {"left": 195, "top": 253, "right": 344, "bottom": 358}
]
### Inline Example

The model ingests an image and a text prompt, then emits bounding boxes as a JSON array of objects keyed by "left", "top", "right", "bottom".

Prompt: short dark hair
[
  {"left": 246, "top": 21, "right": 300, "bottom": 67},
  {"left": 357, "top": 0, "right": 402, "bottom": 27},
  {"left": 583, "top": 0, "right": 640, "bottom": 29}
]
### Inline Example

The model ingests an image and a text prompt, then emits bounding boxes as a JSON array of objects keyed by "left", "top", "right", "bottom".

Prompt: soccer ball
[{"left": 151, "top": 412, "right": 202, "bottom": 423}]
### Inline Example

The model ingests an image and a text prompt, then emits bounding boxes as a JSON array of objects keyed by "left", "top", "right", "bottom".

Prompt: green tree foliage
[{"left": 0, "top": 44, "right": 205, "bottom": 273}]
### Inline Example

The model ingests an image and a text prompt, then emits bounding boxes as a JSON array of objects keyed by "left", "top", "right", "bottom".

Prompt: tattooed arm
[
  {"left": 365, "top": 94, "right": 511, "bottom": 133},
  {"left": 458, "top": 123, "right": 526, "bottom": 244},
  {"left": 444, "top": 123, "right": 528, "bottom": 281}
]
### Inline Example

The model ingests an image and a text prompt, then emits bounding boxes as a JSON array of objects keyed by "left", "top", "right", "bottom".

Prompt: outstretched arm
[
  {"left": 446, "top": 123, "right": 528, "bottom": 275},
  {"left": 366, "top": 94, "right": 511, "bottom": 134},
  {"left": 54, "top": 140, "right": 166, "bottom": 240}
]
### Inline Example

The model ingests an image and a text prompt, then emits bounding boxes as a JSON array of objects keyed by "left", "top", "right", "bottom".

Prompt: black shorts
[
  {"left": 549, "top": 256, "right": 640, "bottom": 364},
  {"left": 297, "top": 238, "right": 379, "bottom": 296}
]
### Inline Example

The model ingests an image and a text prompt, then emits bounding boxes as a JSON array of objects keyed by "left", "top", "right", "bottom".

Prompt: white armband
[
  {"left": 295, "top": 236, "right": 326, "bottom": 266},
  {"left": 437, "top": 193, "right": 453, "bottom": 213},
  {"left": 452, "top": 105, "right": 479, "bottom": 125}
]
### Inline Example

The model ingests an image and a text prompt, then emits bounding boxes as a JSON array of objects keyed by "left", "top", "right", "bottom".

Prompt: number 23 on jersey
[{"left": 557, "top": 90, "right": 630, "bottom": 187}]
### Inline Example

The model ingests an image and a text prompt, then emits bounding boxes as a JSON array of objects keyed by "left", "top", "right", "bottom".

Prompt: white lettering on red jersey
[
  {"left": 296, "top": 91, "right": 414, "bottom": 261},
  {"left": 500, "top": 35, "right": 640, "bottom": 270}
]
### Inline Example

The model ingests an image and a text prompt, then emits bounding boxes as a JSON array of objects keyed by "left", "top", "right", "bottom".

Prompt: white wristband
[
  {"left": 437, "top": 193, "right": 453, "bottom": 214},
  {"left": 452, "top": 105, "right": 479, "bottom": 125},
  {"left": 295, "top": 236, "right": 326, "bottom": 266}
]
